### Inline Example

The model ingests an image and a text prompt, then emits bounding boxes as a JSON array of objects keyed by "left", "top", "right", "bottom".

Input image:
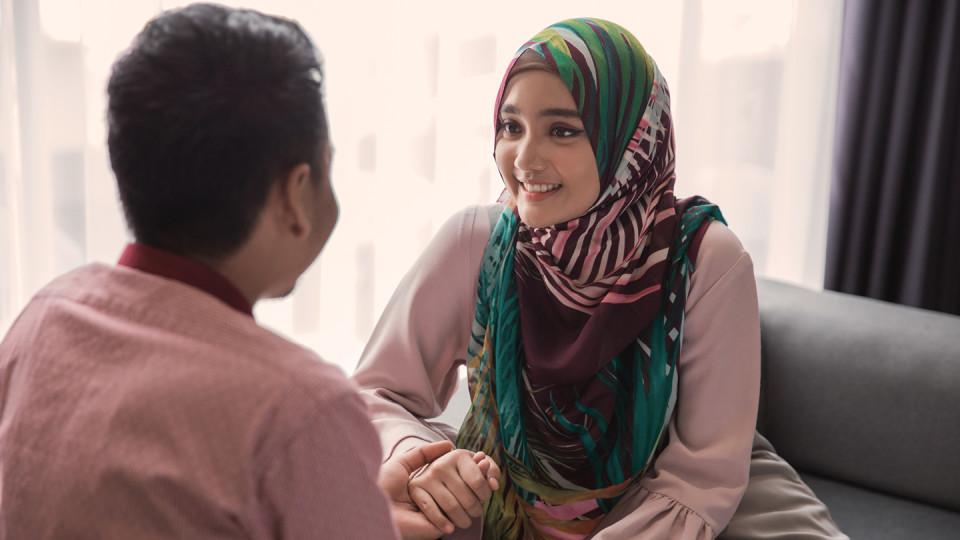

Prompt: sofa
[{"left": 756, "top": 279, "right": 960, "bottom": 539}]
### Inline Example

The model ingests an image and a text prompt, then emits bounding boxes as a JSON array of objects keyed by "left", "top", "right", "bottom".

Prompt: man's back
[{"left": 0, "top": 264, "right": 396, "bottom": 539}]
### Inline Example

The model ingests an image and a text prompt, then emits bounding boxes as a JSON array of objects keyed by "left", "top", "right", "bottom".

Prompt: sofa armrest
[{"left": 756, "top": 278, "right": 960, "bottom": 512}]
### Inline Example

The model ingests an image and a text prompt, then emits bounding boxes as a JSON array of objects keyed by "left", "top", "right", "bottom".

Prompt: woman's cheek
[{"left": 495, "top": 147, "right": 518, "bottom": 192}]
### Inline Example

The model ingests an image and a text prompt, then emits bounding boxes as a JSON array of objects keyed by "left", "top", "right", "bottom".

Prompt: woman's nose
[{"left": 514, "top": 136, "right": 547, "bottom": 175}]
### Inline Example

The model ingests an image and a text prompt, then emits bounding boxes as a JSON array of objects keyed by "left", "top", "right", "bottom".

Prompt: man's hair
[{"left": 107, "top": 3, "right": 327, "bottom": 258}]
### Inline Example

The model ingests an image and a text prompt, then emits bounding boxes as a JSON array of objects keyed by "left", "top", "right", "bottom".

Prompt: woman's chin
[
  {"left": 519, "top": 208, "right": 560, "bottom": 228},
  {"left": 518, "top": 203, "right": 583, "bottom": 229}
]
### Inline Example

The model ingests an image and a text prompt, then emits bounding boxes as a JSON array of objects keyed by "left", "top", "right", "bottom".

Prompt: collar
[{"left": 118, "top": 243, "right": 254, "bottom": 318}]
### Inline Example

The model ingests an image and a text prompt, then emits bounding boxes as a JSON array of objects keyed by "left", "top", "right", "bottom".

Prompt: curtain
[{"left": 825, "top": 0, "right": 960, "bottom": 315}]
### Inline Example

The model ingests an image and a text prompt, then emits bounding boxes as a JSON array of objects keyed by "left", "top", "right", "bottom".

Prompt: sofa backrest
[{"left": 756, "top": 279, "right": 960, "bottom": 512}]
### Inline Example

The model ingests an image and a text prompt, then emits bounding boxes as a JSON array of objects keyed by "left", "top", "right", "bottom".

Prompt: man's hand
[{"left": 379, "top": 441, "right": 455, "bottom": 539}]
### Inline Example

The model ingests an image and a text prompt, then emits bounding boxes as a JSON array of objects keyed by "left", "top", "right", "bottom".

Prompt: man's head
[{"left": 108, "top": 3, "right": 337, "bottom": 301}]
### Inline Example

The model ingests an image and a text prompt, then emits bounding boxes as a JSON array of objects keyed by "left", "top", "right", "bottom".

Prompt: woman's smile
[{"left": 519, "top": 181, "right": 562, "bottom": 201}]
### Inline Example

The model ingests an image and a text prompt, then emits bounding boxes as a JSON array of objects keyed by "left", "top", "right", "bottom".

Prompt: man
[{"left": 0, "top": 4, "right": 464, "bottom": 539}]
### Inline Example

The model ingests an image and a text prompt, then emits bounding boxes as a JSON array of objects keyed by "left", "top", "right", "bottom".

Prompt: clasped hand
[{"left": 379, "top": 441, "right": 502, "bottom": 539}]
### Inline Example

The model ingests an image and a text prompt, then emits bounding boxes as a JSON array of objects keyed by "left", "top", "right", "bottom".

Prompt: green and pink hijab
[{"left": 456, "top": 18, "right": 724, "bottom": 539}]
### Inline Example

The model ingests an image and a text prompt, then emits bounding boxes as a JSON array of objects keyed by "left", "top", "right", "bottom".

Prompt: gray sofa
[{"left": 756, "top": 279, "right": 960, "bottom": 539}]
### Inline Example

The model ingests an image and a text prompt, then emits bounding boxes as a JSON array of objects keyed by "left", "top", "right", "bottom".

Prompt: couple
[{"left": 0, "top": 4, "right": 846, "bottom": 539}]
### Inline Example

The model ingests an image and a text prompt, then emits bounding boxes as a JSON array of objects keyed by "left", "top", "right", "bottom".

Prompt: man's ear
[{"left": 276, "top": 163, "right": 313, "bottom": 239}]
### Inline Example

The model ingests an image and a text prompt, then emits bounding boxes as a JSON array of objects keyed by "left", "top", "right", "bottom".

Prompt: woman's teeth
[{"left": 522, "top": 182, "right": 561, "bottom": 193}]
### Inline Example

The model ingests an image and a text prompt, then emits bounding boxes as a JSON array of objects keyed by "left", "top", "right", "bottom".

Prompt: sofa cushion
[
  {"left": 756, "top": 279, "right": 960, "bottom": 512},
  {"left": 802, "top": 473, "right": 960, "bottom": 539}
]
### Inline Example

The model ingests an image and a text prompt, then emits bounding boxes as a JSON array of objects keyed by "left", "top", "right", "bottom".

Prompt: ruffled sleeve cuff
[{"left": 589, "top": 488, "right": 717, "bottom": 540}]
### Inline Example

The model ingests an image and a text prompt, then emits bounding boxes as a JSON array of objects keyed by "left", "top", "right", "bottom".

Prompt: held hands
[
  {"left": 407, "top": 448, "right": 502, "bottom": 536},
  {"left": 379, "top": 441, "right": 456, "bottom": 539},
  {"left": 379, "top": 442, "right": 501, "bottom": 539}
]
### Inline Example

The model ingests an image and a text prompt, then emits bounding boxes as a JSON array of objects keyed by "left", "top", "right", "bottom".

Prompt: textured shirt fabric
[
  {"left": 353, "top": 204, "right": 762, "bottom": 539},
  {"left": 117, "top": 242, "right": 254, "bottom": 317},
  {"left": 0, "top": 261, "right": 397, "bottom": 540}
]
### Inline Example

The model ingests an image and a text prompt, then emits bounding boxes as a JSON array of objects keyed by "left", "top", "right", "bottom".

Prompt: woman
[{"left": 355, "top": 18, "right": 845, "bottom": 539}]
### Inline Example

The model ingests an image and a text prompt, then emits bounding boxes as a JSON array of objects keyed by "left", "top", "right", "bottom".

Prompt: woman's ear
[{"left": 276, "top": 163, "right": 313, "bottom": 239}]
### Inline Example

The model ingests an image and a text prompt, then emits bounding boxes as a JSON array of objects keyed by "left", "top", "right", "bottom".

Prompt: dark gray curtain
[{"left": 825, "top": 0, "right": 960, "bottom": 315}]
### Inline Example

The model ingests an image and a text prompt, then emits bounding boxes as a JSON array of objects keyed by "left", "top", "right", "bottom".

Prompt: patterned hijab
[{"left": 456, "top": 19, "right": 724, "bottom": 539}]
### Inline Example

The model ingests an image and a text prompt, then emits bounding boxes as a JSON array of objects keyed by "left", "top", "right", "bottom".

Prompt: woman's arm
[
  {"left": 590, "top": 222, "right": 761, "bottom": 539},
  {"left": 352, "top": 205, "right": 492, "bottom": 461}
]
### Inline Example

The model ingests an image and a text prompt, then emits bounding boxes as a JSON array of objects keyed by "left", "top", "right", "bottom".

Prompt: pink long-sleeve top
[{"left": 353, "top": 204, "right": 761, "bottom": 539}]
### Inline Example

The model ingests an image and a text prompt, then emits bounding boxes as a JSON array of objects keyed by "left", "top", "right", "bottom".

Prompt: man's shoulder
[
  {"left": 31, "top": 263, "right": 354, "bottom": 403},
  {"left": 256, "top": 341, "right": 357, "bottom": 405}
]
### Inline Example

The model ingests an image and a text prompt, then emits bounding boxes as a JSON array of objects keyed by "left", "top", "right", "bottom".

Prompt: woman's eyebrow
[
  {"left": 540, "top": 107, "right": 580, "bottom": 118},
  {"left": 499, "top": 104, "right": 580, "bottom": 118}
]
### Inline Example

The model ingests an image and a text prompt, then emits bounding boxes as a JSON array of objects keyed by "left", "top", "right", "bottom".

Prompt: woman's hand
[{"left": 407, "top": 449, "right": 502, "bottom": 534}]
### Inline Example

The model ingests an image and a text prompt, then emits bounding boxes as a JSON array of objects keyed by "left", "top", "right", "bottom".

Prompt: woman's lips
[{"left": 520, "top": 181, "right": 562, "bottom": 202}]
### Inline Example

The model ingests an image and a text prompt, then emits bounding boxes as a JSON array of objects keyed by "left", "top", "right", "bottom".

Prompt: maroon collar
[{"left": 118, "top": 243, "right": 254, "bottom": 318}]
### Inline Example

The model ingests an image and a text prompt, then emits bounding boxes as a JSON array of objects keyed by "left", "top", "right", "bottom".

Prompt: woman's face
[{"left": 495, "top": 69, "right": 600, "bottom": 228}]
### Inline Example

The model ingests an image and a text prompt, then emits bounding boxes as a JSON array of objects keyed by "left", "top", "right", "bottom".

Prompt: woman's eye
[
  {"left": 552, "top": 126, "right": 583, "bottom": 137},
  {"left": 501, "top": 121, "right": 521, "bottom": 134}
]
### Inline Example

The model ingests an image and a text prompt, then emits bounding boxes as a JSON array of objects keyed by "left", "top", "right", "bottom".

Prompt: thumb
[{"left": 396, "top": 440, "right": 455, "bottom": 474}]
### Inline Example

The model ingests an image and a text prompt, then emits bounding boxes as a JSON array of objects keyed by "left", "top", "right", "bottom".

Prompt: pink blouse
[{"left": 353, "top": 204, "right": 761, "bottom": 539}]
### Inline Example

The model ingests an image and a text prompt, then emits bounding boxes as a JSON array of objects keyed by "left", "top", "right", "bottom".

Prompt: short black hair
[{"left": 107, "top": 3, "right": 327, "bottom": 258}]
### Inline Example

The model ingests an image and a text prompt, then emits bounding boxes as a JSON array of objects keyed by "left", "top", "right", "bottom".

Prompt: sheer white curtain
[
  {"left": 0, "top": 0, "right": 842, "bottom": 373},
  {"left": 673, "top": 0, "right": 842, "bottom": 288}
]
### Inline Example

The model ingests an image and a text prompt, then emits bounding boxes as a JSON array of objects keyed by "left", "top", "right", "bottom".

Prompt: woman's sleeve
[
  {"left": 351, "top": 205, "right": 490, "bottom": 462},
  {"left": 590, "top": 222, "right": 761, "bottom": 539}
]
